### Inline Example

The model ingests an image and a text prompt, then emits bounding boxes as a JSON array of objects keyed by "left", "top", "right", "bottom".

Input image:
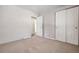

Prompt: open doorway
[
  {"left": 31, "top": 16, "right": 43, "bottom": 37},
  {"left": 31, "top": 16, "right": 37, "bottom": 36}
]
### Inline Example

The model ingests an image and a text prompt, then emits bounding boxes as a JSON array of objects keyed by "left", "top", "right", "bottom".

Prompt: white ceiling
[{"left": 17, "top": 5, "right": 75, "bottom": 15}]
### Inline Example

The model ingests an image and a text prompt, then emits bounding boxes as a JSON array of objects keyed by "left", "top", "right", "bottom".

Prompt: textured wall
[{"left": 0, "top": 6, "right": 36, "bottom": 44}]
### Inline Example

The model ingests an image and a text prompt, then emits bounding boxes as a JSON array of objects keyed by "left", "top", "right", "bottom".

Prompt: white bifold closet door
[
  {"left": 56, "top": 7, "right": 79, "bottom": 45},
  {"left": 56, "top": 10, "right": 66, "bottom": 42},
  {"left": 36, "top": 16, "right": 43, "bottom": 37},
  {"left": 66, "top": 7, "right": 78, "bottom": 45}
]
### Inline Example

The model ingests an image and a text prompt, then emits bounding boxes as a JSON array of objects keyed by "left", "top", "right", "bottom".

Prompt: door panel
[
  {"left": 66, "top": 7, "right": 78, "bottom": 45},
  {"left": 36, "top": 16, "right": 43, "bottom": 37},
  {"left": 56, "top": 10, "right": 66, "bottom": 42}
]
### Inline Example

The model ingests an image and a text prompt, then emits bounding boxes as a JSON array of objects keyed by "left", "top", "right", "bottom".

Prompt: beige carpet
[{"left": 0, "top": 36, "right": 79, "bottom": 53}]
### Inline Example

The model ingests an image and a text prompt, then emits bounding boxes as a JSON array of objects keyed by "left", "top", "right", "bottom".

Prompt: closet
[{"left": 56, "top": 6, "right": 79, "bottom": 45}]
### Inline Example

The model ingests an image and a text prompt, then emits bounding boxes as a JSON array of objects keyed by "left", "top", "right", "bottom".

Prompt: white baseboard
[{"left": 0, "top": 35, "right": 31, "bottom": 44}]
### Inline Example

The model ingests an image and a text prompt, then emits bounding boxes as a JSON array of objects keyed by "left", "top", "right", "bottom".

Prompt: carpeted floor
[{"left": 0, "top": 36, "right": 79, "bottom": 53}]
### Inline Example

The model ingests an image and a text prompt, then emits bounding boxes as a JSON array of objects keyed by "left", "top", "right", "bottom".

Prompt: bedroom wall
[
  {"left": 0, "top": 6, "right": 37, "bottom": 44},
  {"left": 42, "top": 12, "right": 55, "bottom": 39}
]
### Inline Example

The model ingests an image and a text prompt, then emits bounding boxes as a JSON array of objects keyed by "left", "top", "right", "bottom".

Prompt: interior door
[
  {"left": 56, "top": 10, "right": 66, "bottom": 42},
  {"left": 36, "top": 16, "right": 43, "bottom": 37},
  {"left": 66, "top": 7, "right": 78, "bottom": 45}
]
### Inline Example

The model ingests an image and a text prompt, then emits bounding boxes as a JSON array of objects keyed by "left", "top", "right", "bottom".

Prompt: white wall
[
  {"left": 0, "top": 6, "right": 37, "bottom": 44},
  {"left": 42, "top": 12, "right": 55, "bottom": 39}
]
